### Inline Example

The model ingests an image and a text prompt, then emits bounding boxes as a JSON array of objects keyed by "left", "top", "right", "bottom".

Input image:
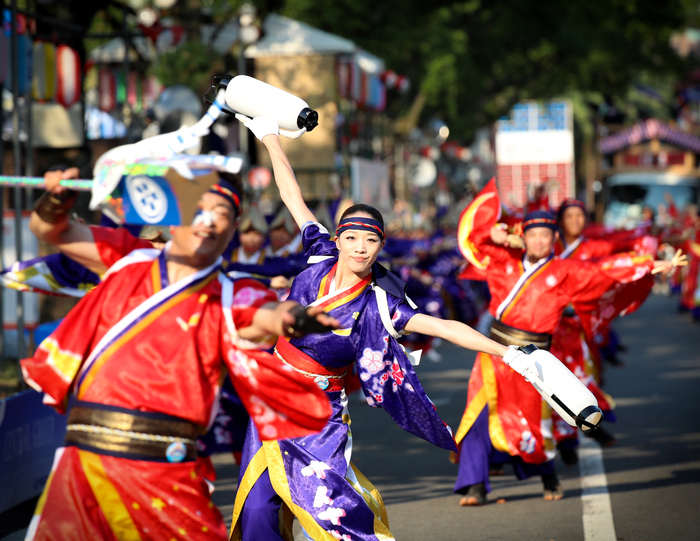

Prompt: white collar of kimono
[
  {"left": 237, "top": 246, "right": 263, "bottom": 264},
  {"left": 559, "top": 236, "right": 583, "bottom": 259}
]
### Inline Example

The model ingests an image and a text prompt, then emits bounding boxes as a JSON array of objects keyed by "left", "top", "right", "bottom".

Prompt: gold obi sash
[
  {"left": 489, "top": 319, "right": 552, "bottom": 351},
  {"left": 65, "top": 401, "right": 199, "bottom": 462}
]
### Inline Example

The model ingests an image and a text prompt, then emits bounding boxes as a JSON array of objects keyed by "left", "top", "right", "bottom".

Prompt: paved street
[{"left": 3, "top": 294, "right": 698, "bottom": 540}]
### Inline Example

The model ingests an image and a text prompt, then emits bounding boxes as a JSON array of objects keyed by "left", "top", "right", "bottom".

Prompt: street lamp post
[
  {"left": 236, "top": 3, "right": 260, "bottom": 160},
  {"left": 10, "top": 0, "right": 26, "bottom": 366}
]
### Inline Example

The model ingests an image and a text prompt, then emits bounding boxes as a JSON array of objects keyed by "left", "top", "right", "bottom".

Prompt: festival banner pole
[{"left": 0, "top": 176, "right": 93, "bottom": 191}]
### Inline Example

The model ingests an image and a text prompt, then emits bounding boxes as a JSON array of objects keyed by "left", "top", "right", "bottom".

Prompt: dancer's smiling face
[
  {"left": 523, "top": 226, "right": 557, "bottom": 262},
  {"left": 560, "top": 206, "right": 586, "bottom": 239},
  {"left": 171, "top": 192, "right": 237, "bottom": 266},
  {"left": 334, "top": 212, "right": 385, "bottom": 277}
]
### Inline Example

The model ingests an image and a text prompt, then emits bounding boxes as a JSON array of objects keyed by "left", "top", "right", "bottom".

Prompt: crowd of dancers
[{"left": 2, "top": 113, "right": 697, "bottom": 541}]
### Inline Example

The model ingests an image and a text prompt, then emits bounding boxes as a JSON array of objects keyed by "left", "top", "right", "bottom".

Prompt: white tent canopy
[
  {"left": 89, "top": 14, "right": 385, "bottom": 74},
  {"left": 245, "top": 14, "right": 356, "bottom": 58},
  {"left": 89, "top": 35, "right": 156, "bottom": 63}
]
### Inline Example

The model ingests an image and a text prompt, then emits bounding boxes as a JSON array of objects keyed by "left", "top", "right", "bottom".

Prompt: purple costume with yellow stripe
[{"left": 231, "top": 222, "right": 456, "bottom": 541}]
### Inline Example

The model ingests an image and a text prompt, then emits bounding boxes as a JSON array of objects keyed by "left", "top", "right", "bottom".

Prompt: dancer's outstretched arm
[
  {"left": 239, "top": 301, "right": 339, "bottom": 340},
  {"left": 405, "top": 314, "right": 508, "bottom": 358}
]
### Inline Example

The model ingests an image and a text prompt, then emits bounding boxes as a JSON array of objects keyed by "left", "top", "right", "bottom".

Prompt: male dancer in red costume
[
  {"left": 22, "top": 168, "right": 337, "bottom": 540},
  {"left": 453, "top": 199, "right": 673, "bottom": 506}
]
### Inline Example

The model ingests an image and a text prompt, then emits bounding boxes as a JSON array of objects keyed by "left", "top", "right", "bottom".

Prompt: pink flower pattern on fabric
[
  {"left": 389, "top": 360, "right": 405, "bottom": 386},
  {"left": 359, "top": 348, "right": 385, "bottom": 374},
  {"left": 248, "top": 395, "right": 283, "bottom": 439},
  {"left": 232, "top": 285, "right": 272, "bottom": 310}
]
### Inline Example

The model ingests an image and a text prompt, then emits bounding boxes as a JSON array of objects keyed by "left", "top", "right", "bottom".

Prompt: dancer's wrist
[{"left": 33, "top": 190, "right": 78, "bottom": 224}]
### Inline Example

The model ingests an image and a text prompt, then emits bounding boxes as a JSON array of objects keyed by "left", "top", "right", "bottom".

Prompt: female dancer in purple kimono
[{"left": 230, "top": 116, "right": 527, "bottom": 541}]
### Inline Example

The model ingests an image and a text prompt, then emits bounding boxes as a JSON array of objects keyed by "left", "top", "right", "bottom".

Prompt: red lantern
[
  {"left": 98, "top": 67, "right": 116, "bottom": 112},
  {"left": 380, "top": 70, "right": 398, "bottom": 90},
  {"left": 56, "top": 45, "right": 82, "bottom": 108},
  {"left": 336, "top": 58, "right": 351, "bottom": 99},
  {"left": 396, "top": 75, "right": 410, "bottom": 94},
  {"left": 359, "top": 71, "right": 369, "bottom": 106}
]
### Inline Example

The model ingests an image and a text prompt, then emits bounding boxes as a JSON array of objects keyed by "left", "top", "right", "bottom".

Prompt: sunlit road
[{"left": 210, "top": 294, "right": 700, "bottom": 541}]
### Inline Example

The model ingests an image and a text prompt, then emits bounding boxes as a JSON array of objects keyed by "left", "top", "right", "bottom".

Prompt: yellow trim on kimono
[
  {"left": 323, "top": 283, "right": 372, "bottom": 313},
  {"left": 78, "top": 449, "right": 142, "bottom": 541},
  {"left": 265, "top": 441, "right": 340, "bottom": 541},
  {"left": 453, "top": 386, "right": 487, "bottom": 446},
  {"left": 318, "top": 272, "right": 332, "bottom": 299},
  {"left": 346, "top": 462, "right": 391, "bottom": 535},
  {"left": 33, "top": 461, "right": 58, "bottom": 518},
  {"left": 541, "top": 400, "right": 556, "bottom": 452},
  {"left": 480, "top": 353, "right": 511, "bottom": 454},
  {"left": 600, "top": 254, "right": 653, "bottom": 270},
  {"left": 230, "top": 446, "right": 272, "bottom": 540},
  {"left": 151, "top": 259, "right": 162, "bottom": 294},
  {"left": 40, "top": 338, "right": 83, "bottom": 383},
  {"left": 77, "top": 273, "right": 217, "bottom": 398},
  {"left": 457, "top": 190, "right": 497, "bottom": 270}
]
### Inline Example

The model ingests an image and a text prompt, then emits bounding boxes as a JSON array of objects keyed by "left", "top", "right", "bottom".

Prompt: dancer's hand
[
  {"left": 503, "top": 345, "right": 539, "bottom": 382},
  {"left": 652, "top": 249, "right": 687, "bottom": 275},
  {"left": 44, "top": 167, "right": 79, "bottom": 195},
  {"left": 237, "top": 115, "right": 279, "bottom": 142},
  {"left": 490, "top": 226, "right": 508, "bottom": 245},
  {"left": 270, "top": 275, "right": 290, "bottom": 289},
  {"left": 282, "top": 304, "right": 340, "bottom": 338}
]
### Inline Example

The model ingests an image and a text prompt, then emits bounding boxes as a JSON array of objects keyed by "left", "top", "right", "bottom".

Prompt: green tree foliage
[{"left": 282, "top": 0, "right": 693, "bottom": 139}]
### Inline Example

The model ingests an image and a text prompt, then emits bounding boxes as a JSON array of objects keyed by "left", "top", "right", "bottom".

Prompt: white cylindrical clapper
[
  {"left": 519, "top": 345, "right": 603, "bottom": 433},
  {"left": 205, "top": 75, "right": 319, "bottom": 139}
]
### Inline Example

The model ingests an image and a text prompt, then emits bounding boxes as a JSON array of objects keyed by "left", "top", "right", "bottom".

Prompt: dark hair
[
  {"left": 340, "top": 204, "right": 384, "bottom": 227},
  {"left": 218, "top": 172, "right": 245, "bottom": 204}
]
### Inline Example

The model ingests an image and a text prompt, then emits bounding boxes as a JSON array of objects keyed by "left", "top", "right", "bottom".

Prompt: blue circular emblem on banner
[
  {"left": 126, "top": 174, "right": 168, "bottom": 224},
  {"left": 165, "top": 441, "right": 187, "bottom": 463}
]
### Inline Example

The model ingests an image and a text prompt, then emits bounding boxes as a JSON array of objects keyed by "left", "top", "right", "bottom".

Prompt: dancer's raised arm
[{"left": 240, "top": 116, "right": 316, "bottom": 229}]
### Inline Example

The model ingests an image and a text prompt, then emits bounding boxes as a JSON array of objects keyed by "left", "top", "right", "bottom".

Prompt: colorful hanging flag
[{"left": 32, "top": 40, "right": 56, "bottom": 102}]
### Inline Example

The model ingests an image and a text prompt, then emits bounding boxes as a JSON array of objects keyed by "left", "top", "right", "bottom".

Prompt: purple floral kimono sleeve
[{"left": 354, "top": 293, "right": 457, "bottom": 452}]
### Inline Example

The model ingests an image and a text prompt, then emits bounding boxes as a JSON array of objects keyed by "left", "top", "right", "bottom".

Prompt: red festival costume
[
  {"left": 21, "top": 228, "right": 331, "bottom": 541},
  {"left": 454, "top": 180, "right": 655, "bottom": 493}
]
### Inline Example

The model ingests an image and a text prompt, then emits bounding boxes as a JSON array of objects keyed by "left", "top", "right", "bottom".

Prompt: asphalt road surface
[{"left": 3, "top": 294, "right": 698, "bottom": 540}]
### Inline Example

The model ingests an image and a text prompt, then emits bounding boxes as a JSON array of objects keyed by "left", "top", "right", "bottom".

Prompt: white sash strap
[
  {"left": 307, "top": 255, "right": 334, "bottom": 265},
  {"left": 374, "top": 285, "right": 421, "bottom": 366},
  {"left": 374, "top": 286, "right": 401, "bottom": 340}
]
